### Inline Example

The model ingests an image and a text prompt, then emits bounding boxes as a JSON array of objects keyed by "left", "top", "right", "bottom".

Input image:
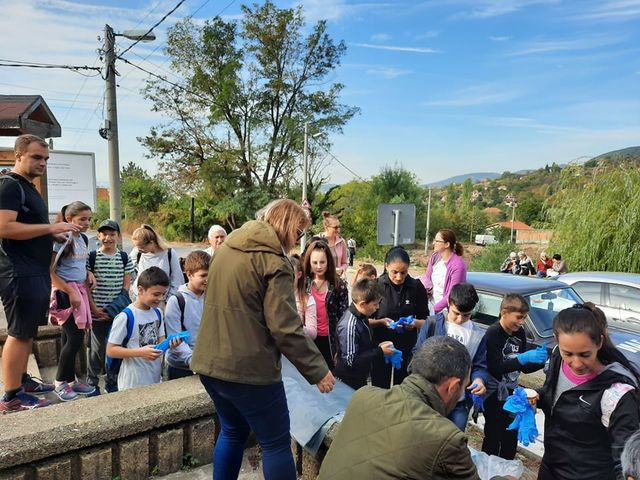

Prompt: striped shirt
[{"left": 88, "top": 250, "right": 134, "bottom": 309}]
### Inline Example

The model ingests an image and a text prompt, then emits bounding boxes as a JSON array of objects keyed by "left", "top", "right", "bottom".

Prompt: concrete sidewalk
[{"left": 155, "top": 446, "right": 263, "bottom": 479}]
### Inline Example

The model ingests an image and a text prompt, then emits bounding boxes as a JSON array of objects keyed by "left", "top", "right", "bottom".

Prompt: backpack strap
[
  {"left": 136, "top": 251, "right": 142, "bottom": 270},
  {"left": 174, "top": 292, "right": 186, "bottom": 331},
  {"left": 119, "top": 251, "right": 128, "bottom": 269},
  {"left": 122, "top": 307, "right": 136, "bottom": 348},
  {"left": 81, "top": 233, "right": 88, "bottom": 247},
  {"left": 0, "top": 175, "right": 29, "bottom": 213},
  {"left": 88, "top": 250, "right": 97, "bottom": 272},
  {"left": 167, "top": 248, "right": 173, "bottom": 277}
]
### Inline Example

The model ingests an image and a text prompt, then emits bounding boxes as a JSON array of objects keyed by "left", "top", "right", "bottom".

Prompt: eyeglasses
[
  {"left": 296, "top": 229, "right": 306, "bottom": 240},
  {"left": 433, "top": 239, "right": 446, "bottom": 243},
  {"left": 330, "top": 225, "right": 341, "bottom": 229}
]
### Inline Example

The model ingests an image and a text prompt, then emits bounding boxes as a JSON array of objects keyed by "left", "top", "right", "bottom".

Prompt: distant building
[{"left": 486, "top": 220, "right": 552, "bottom": 244}]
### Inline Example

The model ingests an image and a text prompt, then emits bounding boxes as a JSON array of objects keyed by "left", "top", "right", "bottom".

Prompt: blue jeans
[
  {"left": 199, "top": 375, "right": 295, "bottom": 480},
  {"left": 448, "top": 400, "right": 470, "bottom": 431}
]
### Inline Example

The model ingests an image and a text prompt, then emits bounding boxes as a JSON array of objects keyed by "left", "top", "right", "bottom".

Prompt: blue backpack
[{"left": 106, "top": 307, "right": 163, "bottom": 378}]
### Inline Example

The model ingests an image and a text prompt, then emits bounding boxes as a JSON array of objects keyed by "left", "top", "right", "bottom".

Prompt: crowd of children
[{"left": 9, "top": 207, "right": 638, "bottom": 479}]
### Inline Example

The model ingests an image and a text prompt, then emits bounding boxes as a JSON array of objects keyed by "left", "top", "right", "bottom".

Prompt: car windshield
[{"left": 526, "top": 287, "right": 582, "bottom": 337}]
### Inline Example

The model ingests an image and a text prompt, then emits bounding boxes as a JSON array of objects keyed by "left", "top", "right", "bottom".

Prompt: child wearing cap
[{"left": 86, "top": 219, "right": 134, "bottom": 393}]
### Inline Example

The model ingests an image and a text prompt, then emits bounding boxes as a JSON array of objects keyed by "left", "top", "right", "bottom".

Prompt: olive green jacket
[
  {"left": 319, "top": 374, "right": 505, "bottom": 480},
  {"left": 191, "top": 220, "right": 328, "bottom": 385}
]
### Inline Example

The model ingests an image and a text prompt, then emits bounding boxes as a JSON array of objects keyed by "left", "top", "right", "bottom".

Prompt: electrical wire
[
  {"left": 310, "top": 137, "right": 364, "bottom": 181},
  {"left": 118, "top": 0, "right": 188, "bottom": 58}
]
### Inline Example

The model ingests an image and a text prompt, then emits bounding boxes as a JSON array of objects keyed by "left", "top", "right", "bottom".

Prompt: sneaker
[
  {"left": 105, "top": 383, "right": 118, "bottom": 394},
  {"left": 86, "top": 385, "right": 101, "bottom": 397},
  {"left": 0, "top": 397, "right": 29, "bottom": 414},
  {"left": 70, "top": 381, "right": 96, "bottom": 396},
  {"left": 55, "top": 382, "right": 78, "bottom": 402},
  {"left": 15, "top": 389, "right": 51, "bottom": 408},
  {"left": 22, "top": 373, "right": 55, "bottom": 394}
]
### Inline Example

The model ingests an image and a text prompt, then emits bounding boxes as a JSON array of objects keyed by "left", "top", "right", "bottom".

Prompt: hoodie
[{"left": 165, "top": 284, "right": 204, "bottom": 370}]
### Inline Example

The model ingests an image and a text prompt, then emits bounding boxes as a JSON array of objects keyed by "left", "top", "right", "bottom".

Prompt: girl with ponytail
[{"left": 536, "top": 302, "right": 640, "bottom": 480}]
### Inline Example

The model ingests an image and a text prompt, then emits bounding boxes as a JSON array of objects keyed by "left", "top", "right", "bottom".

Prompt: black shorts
[{"left": 0, "top": 275, "right": 51, "bottom": 339}]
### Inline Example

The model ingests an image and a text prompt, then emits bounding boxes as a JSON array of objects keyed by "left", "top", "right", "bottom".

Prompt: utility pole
[
  {"left": 424, "top": 188, "right": 431, "bottom": 255},
  {"left": 104, "top": 24, "right": 121, "bottom": 225},
  {"left": 300, "top": 122, "right": 309, "bottom": 252}
]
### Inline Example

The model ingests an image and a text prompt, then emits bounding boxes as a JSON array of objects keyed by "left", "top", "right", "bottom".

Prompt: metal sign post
[{"left": 377, "top": 203, "right": 416, "bottom": 246}]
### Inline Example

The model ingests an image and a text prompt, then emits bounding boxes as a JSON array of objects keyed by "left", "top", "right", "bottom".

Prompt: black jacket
[
  {"left": 537, "top": 351, "right": 640, "bottom": 480},
  {"left": 372, "top": 274, "right": 429, "bottom": 350},
  {"left": 334, "top": 304, "right": 382, "bottom": 389}
]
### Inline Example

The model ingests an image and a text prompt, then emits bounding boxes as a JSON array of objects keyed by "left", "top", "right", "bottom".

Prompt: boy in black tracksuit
[
  {"left": 334, "top": 279, "right": 395, "bottom": 390},
  {"left": 481, "top": 293, "right": 547, "bottom": 460}
]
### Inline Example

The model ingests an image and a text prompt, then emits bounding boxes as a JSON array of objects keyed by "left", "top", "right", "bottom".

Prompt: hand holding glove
[{"left": 384, "top": 347, "right": 403, "bottom": 370}]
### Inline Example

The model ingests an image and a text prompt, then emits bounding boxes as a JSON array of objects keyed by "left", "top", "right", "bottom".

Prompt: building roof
[
  {"left": 0, "top": 95, "right": 61, "bottom": 138},
  {"left": 489, "top": 220, "right": 533, "bottom": 230},
  {"left": 483, "top": 207, "right": 502, "bottom": 215}
]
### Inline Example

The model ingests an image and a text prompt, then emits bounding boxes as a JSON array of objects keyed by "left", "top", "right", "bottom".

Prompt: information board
[{"left": 47, "top": 150, "right": 96, "bottom": 215}]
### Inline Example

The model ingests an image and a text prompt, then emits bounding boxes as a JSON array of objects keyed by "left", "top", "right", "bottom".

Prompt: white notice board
[{"left": 47, "top": 150, "right": 96, "bottom": 215}]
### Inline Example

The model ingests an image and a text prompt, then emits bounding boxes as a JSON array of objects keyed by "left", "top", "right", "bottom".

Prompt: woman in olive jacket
[{"left": 191, "top": 199, "right": 335, "bottom": 480}]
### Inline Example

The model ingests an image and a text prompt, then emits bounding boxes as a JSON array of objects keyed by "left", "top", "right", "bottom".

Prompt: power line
[
  {"left": 118, "top": 0, "right": 188, "bottom": 58},
  {"left": 311, "top": 138, "right": 364, "bottom": 181},
  {"left": 61, "top": 55, "right": 101, "bottom": 124},
  {"left": 0, "top": 59, "right": 101, "bottom": 74}
]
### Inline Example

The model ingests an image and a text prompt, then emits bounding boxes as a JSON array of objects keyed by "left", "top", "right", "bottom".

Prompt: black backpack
[{"left": 88, "top": 250, "right": 129, "bottom": 272}]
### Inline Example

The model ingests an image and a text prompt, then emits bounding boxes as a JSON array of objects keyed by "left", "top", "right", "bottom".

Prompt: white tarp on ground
[{"left": 282, "top": 357, "right": 355, "bottom": 455}]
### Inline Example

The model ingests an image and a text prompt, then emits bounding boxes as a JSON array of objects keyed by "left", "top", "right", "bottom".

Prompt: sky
[{"left": 1, "top": 0, "right": 639, "bottom": 188}]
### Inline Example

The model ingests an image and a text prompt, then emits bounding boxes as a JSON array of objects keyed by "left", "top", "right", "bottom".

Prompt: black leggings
[
  {"left": 314, "top": 335, "right": 334, "bottom": 369},
  {"left": 481, "top": 392, "right": 518, "bottom": 460},
  {"left": 56, "top": 314, "right": 85, "bottom": 383}
]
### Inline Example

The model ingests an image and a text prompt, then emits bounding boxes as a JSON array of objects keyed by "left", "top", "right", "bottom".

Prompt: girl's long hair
[
  {"left": 56, "top": 201, "right": 91, "bottom": 259},
  {"left": 290, "top": 254, "right": 308, "bottom": 310},
  {"left": 303, "top": 239, "right": 339, "bottom": 289},
  {"left": 132, "top": 224, "right": 169, "bottom": 251}
]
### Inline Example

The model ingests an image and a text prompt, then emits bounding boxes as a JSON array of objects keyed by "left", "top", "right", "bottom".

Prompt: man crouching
[{"left": 318, "top": 335, "right": 514, "bottom": 480}]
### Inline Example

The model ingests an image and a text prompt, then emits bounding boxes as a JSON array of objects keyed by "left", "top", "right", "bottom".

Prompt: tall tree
[{"left": 140, "top": 1, "right": 358, "bottom": 221}]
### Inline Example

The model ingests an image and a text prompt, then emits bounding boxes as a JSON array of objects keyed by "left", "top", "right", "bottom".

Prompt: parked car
[
  {"left": 557, "top": 272, "right": 640, "bottom": 334},
  {"left": 474, "top": 234, "right": 498, "bottom": 246},
  {"left": 467, "top": 272, "right": 640, "bottom": 365}
]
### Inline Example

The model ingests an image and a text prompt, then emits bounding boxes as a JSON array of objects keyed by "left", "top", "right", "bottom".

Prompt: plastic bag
[{"left": 468, "top": 447, "right": 523, "bottom": 480}]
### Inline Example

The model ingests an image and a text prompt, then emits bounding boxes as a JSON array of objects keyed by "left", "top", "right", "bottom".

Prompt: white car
[{"left": 557, "top": 272, "right": 640, "bottom": 333}]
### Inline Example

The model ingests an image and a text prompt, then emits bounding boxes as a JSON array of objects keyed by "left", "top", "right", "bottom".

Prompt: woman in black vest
[{"left": 370, "top": 247, "right": 429, "bottom": 388}]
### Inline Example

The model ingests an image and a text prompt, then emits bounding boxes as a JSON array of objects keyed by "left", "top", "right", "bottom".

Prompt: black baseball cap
[{"left": 97, "top": 219, "right": 120, "bottom": 233}]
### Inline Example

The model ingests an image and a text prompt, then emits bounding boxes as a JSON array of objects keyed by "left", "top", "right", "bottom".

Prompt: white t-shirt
[
  {"left": 431, "top": 258, "right": 448, "bottom": 304},
  {"left": 109, "top": 305, "right": 165, "bottom": 391},
  {"left": 446, "top": 320, "right": 474, "bottom": 401}
]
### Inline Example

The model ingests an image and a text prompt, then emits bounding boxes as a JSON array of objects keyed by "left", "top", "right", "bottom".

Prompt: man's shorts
[{"left": 0, "top": 275, "right": 51, "bottom": 339}]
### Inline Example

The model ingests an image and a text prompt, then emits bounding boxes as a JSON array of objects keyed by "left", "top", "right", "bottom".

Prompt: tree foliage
[
  {"left": 120, "top": 162, "right": 168, "bottom": 222},
  {"left": 546, "top": 165, "right": 640, "bottom": 272},
  {"left": 140, "top": 1, "right": 358, "bottom": 225}
]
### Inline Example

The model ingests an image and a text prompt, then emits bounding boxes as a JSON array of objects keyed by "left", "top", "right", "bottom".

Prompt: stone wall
[{"left": 0, "top": 376, "right": 216, "bottom": 479}]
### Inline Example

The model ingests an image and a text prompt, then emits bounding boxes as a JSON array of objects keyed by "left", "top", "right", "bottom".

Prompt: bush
[{"left": 469, "top": 243, "right": 514, "bottom": 272}]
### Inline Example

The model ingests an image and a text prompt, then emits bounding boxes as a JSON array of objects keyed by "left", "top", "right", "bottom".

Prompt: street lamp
[
  {"left": 505, "top": 194, "right": 517, "bottom": 243},
  {"left": 103, "top": 25, "right": 156, "bottom": 225}
]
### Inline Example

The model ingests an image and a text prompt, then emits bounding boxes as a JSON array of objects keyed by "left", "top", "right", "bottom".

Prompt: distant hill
[
  {"left": 426, "top": 172, "right": 500, "bottom": 188},
  {"left": 586, "top": 146, "right": 640, "bottom": 166}
]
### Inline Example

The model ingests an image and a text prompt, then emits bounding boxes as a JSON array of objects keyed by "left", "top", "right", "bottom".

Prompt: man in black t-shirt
[{"left": 0, "top": 134, "right": 79, "bottom": 413}]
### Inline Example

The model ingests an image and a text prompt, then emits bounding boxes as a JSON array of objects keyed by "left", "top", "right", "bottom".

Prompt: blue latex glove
[
  {"left": 154, "top": 331, "right": 189, "bottom": 353},
  {"left": 469, "top": 384, "right": 485, "bottom": 411},
  {"left": 388, "top": 315, "right": 414, "bottom": 332},
  {"left": 517, "top": 343, "right": 548, "bottom": 366},
  {"left": 384, "top": 347, "right": 403, "bottom": 370},
  {"left": 504, "top": 387, "right": 539, "bottom": 446}
]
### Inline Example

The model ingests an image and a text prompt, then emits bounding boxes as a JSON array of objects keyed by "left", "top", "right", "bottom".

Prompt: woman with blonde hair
[
  {"left": 320, "top": 211, "right": 349, "bottom": 276},
  {"left": 130, "top": 224, "right": 183, "bottom": 298},
  {"left": 192, "top": 199, "right": 334, "bottom": 480}
]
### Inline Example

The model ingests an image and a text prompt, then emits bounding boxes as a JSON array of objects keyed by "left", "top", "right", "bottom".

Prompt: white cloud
[
  {"left": 489, "top": 35, "right": 511, "bottom": 41},
  {"left": 298, "top": 0, "right": 395, "bottom": 22},
  {"left": 366, "top": 67, "right": 412, "bottom": 79},
  {"left": 371, "top": 33, "right": 392, "bottom": 42},
  {"left": 573, "top": 0, "right": 640, "bottom": 21},
  {"left": 424, "top": 85, "right": 521, "bottom": 106},
  {"left": 508, "top": 36, "right": 623, "bottom": 56},
  {"left": 452, "top": 0, "right": 559, "bottom": 19},
  {"left": 351, "top": 43, "right": 439, "bottom": 54}
]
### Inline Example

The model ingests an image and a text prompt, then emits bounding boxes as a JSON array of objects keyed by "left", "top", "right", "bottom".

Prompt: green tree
[
  {"left": 140, "top": 1, "right": 358, "bottom": 224},
  {"left": 120, "top": 162, "right": 167, "bottom": 222},
  {"left": 546, "top": 165, "right": 640, "bottom": 272}
]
